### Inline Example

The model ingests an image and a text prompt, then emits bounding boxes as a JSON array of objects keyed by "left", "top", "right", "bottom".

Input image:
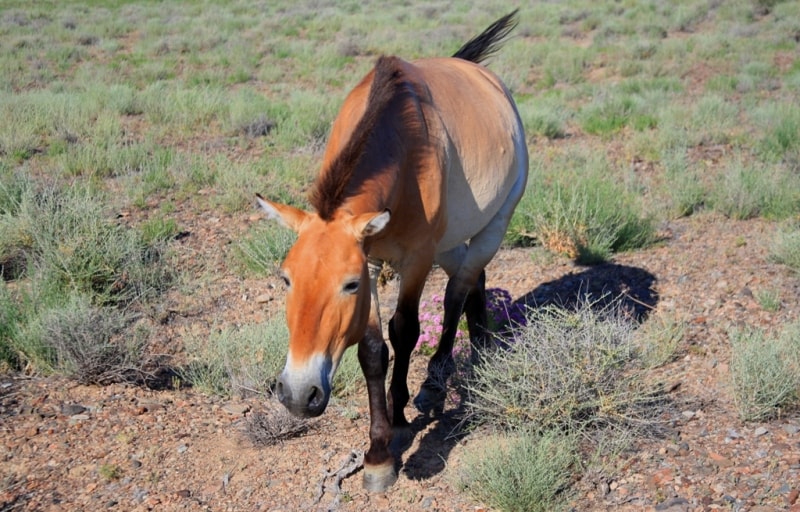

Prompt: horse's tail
[{"left": 452, "top": 9, "right": 519, "bottom": 65}]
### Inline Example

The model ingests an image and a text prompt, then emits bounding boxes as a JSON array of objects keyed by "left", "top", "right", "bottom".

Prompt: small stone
[
  {"left": 754, "top": 426, "right": 769, "bottom": 437},
  {"left": 61, "top": 404, "right": 86, "bottom": 416},
  {"left": 708, "top": 452, "right": 733, "bottom": 468},
  {"left": 681, "top": 410, "right": 695, "bottom": 420},
  {"left": 783, "top": 424, "right": 800, "bottom": 435},
  {"left": 655, "top": 497, "right": 689, "bottom": 511},
  {"left": 177, "top": 444, "right": 189, "bottom": 454},
  {"left": 68, "top": 414, "right": 90, "bottom": 425},
  {"left": 255, "top": 294, "right": 272, "bottom": 304},
  {"left": 727, "top": 428, "right": 741, "bottom": 439},
  {"left": 787, "top": 488, "right": 799, "bottom": 505},
  {"left": 221, "top": 403, "right": 251, "bottom": 416},
  {"left": 176, "top": 489, "right": 191, "bottom": 498},
  {"left": 421, "top": 496, "right": 435, "bottom": 509}
]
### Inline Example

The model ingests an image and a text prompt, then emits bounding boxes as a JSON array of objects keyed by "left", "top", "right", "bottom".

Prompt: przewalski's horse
[{"left": 257, "top": 10, "right": 528, "bottom": 491}]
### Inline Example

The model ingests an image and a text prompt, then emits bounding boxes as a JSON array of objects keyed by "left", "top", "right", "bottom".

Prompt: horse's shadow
[{"left": 397, "top": 262, "right": 659, "bottom": 481}]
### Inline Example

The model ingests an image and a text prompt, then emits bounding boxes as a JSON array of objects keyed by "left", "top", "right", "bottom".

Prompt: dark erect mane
[{"left": 309, "top": 56, "right": 407, "bottom": 221}]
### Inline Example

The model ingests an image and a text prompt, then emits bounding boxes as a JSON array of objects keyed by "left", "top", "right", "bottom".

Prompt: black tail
[{"left": 452, "top": 9, "right": 519, "bottom": 64}]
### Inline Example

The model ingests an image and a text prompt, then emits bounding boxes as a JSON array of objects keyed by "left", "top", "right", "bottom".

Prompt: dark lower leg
[
  {"left": 387, "top": 305, "right": 418, "bottom": 428},
  {"left": 358, "top": 328, "right": 395, "bottom": 489},
  {"left": 464, "top": 270, "right": 489, "bottom": 362}
]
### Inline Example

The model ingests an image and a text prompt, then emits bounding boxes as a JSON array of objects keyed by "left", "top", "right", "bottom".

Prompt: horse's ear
[
  {"left": 354, "top": 209, "right": 391, "bottom": 240},
  {"left": 256, "top": 194, "right": 310, "bottom": 233}
]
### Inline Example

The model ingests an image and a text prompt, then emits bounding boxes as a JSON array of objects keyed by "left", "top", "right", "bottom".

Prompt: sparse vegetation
[
  {"left": 770, "top": 222, "right": 800, "bottom": 272},
  {"left": 456, "top": 429, "right": 577, "bottom": 512},
  {"left": 729, "top": 323, "right": 800, "bottom": 421},
  {"left": 508, "top": 151, "right": 655, "bottom": 263}
]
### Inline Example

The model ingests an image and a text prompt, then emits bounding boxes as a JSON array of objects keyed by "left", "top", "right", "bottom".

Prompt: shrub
[
  {"left": 19, "top": 294, "right": 149, "bottom": 384},
  {"left": 456, "top": 429, "right": 577, "bottom": 512},
  {"left": 464, "top": 300, "right": 666, "bottom": 439},
  {"left": 729, "top": 323, "right": 800, "bottom": 421}
]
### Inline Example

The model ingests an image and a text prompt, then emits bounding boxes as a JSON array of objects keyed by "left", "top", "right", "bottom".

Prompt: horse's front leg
[{"left": 357, "top": 325, "right": 396, "bottom": 492}]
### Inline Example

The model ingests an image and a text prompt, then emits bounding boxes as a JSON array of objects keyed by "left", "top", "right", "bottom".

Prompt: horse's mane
[{"left": 309, "top": 56, "right": 410, "bottom": 221}]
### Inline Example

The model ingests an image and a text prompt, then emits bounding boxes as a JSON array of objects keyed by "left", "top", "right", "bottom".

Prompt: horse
[{"left": 256, "top": 10, "right": 528, "bottom": 492}]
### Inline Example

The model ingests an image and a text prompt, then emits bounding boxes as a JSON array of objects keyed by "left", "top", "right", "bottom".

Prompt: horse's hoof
[
  {"left": 413, "top": 386, "right": 446, "bottom": 415},
  {"left": 362, "top": 462, "right": 397, "bottom": 492}
]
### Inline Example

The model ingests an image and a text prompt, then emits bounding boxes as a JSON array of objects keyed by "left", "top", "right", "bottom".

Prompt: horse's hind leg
[
  {"left": 414, "top": 244, "right": 477, "bottom": 413},
  {"left": 416, "top": 169, "right": 526, "bottom": 413}
]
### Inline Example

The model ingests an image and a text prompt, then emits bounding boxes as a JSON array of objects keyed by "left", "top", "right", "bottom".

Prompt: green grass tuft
[
  {"left": 729, "top": 323, "right": 800, "bottom": 421},
  {"left": 456, "top": 429, "right": 577, "bottom": 512}
]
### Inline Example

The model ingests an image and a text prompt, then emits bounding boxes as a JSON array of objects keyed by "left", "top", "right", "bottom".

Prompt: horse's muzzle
[{"left": 276, "top": 371, "right": 330, "bottom": 418}]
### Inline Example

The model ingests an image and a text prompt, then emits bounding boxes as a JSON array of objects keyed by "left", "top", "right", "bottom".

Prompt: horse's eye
[
  {"left": 343, "top": 280, "right": 360, "bottom": 294},
  {"left": 279, "top": 272, "right": 291, "bottom": 288}
]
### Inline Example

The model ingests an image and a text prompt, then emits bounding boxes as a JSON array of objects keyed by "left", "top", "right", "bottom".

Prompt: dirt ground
[{"left": 2, "top": 209, "right": 800, "bottom": 512}]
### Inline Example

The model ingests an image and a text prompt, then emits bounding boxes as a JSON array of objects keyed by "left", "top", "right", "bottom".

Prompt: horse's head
[{"left": 256, "top": 195, "right": 390, "bottom": 417}]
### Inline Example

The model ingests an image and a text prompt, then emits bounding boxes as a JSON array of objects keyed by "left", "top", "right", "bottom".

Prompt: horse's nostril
[
  {"left": 275, "top": 380, "right": 286, "bottom": 403},
  {"left": 308, "top": 385, "right": 323, "bottom": 409}
]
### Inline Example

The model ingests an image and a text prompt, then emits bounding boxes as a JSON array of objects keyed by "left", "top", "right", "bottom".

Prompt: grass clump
[
  {"left": 710, "top": 157, "right": 800, "bottom": 220},
  {"left": 729, "top": 323, "right": 800, "bottom": 421},
  {"left": 14, "top": 294, "right": 150, "bottom": 384},
  {"left": 0, "top": 176, "right": 173, "bottom": 374},
  {"left": 770, "top": 222, "right": 800, "bottom": 272},
  {"left": 508, "top": 153, "right": 654, "bottom": 264},
  {"left": 635, "top": 312, "right": 685, "bottom": 369},
  {"left": 464, "top": 300, "right": 666, "bottom": 438},
  {"left": 456, "top": 429, "right": 577, "bottom": 512}
]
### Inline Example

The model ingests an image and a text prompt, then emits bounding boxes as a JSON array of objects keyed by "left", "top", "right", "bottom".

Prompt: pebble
[
  {"left": 754, "top": 426, "right": 769, "bottom": 437},
  {"left": 222, "top": 403, "right": 251, "bottom": 415},
  {"left": 784, "top": 424, "right": 800, "bottom": 435},
  {"left": 655, "top": 497, "right": 689, "bottom": 511},
  {"left": 61, "top": 404, "right": 87, "bottom": 416}
]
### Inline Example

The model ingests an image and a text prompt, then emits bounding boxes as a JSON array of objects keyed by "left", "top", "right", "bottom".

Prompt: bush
[
  {"left": 464, "top": 300, "right": 666, "bottom": 439},
  {"left": 456, "top": 429, "right": 577, "bottom": 512},
  {"left": 39, "top": 296, "right": 148, "bottom": 384},
  {"left": 729, "top": 323, "right": 800, "bottom": 421}
]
